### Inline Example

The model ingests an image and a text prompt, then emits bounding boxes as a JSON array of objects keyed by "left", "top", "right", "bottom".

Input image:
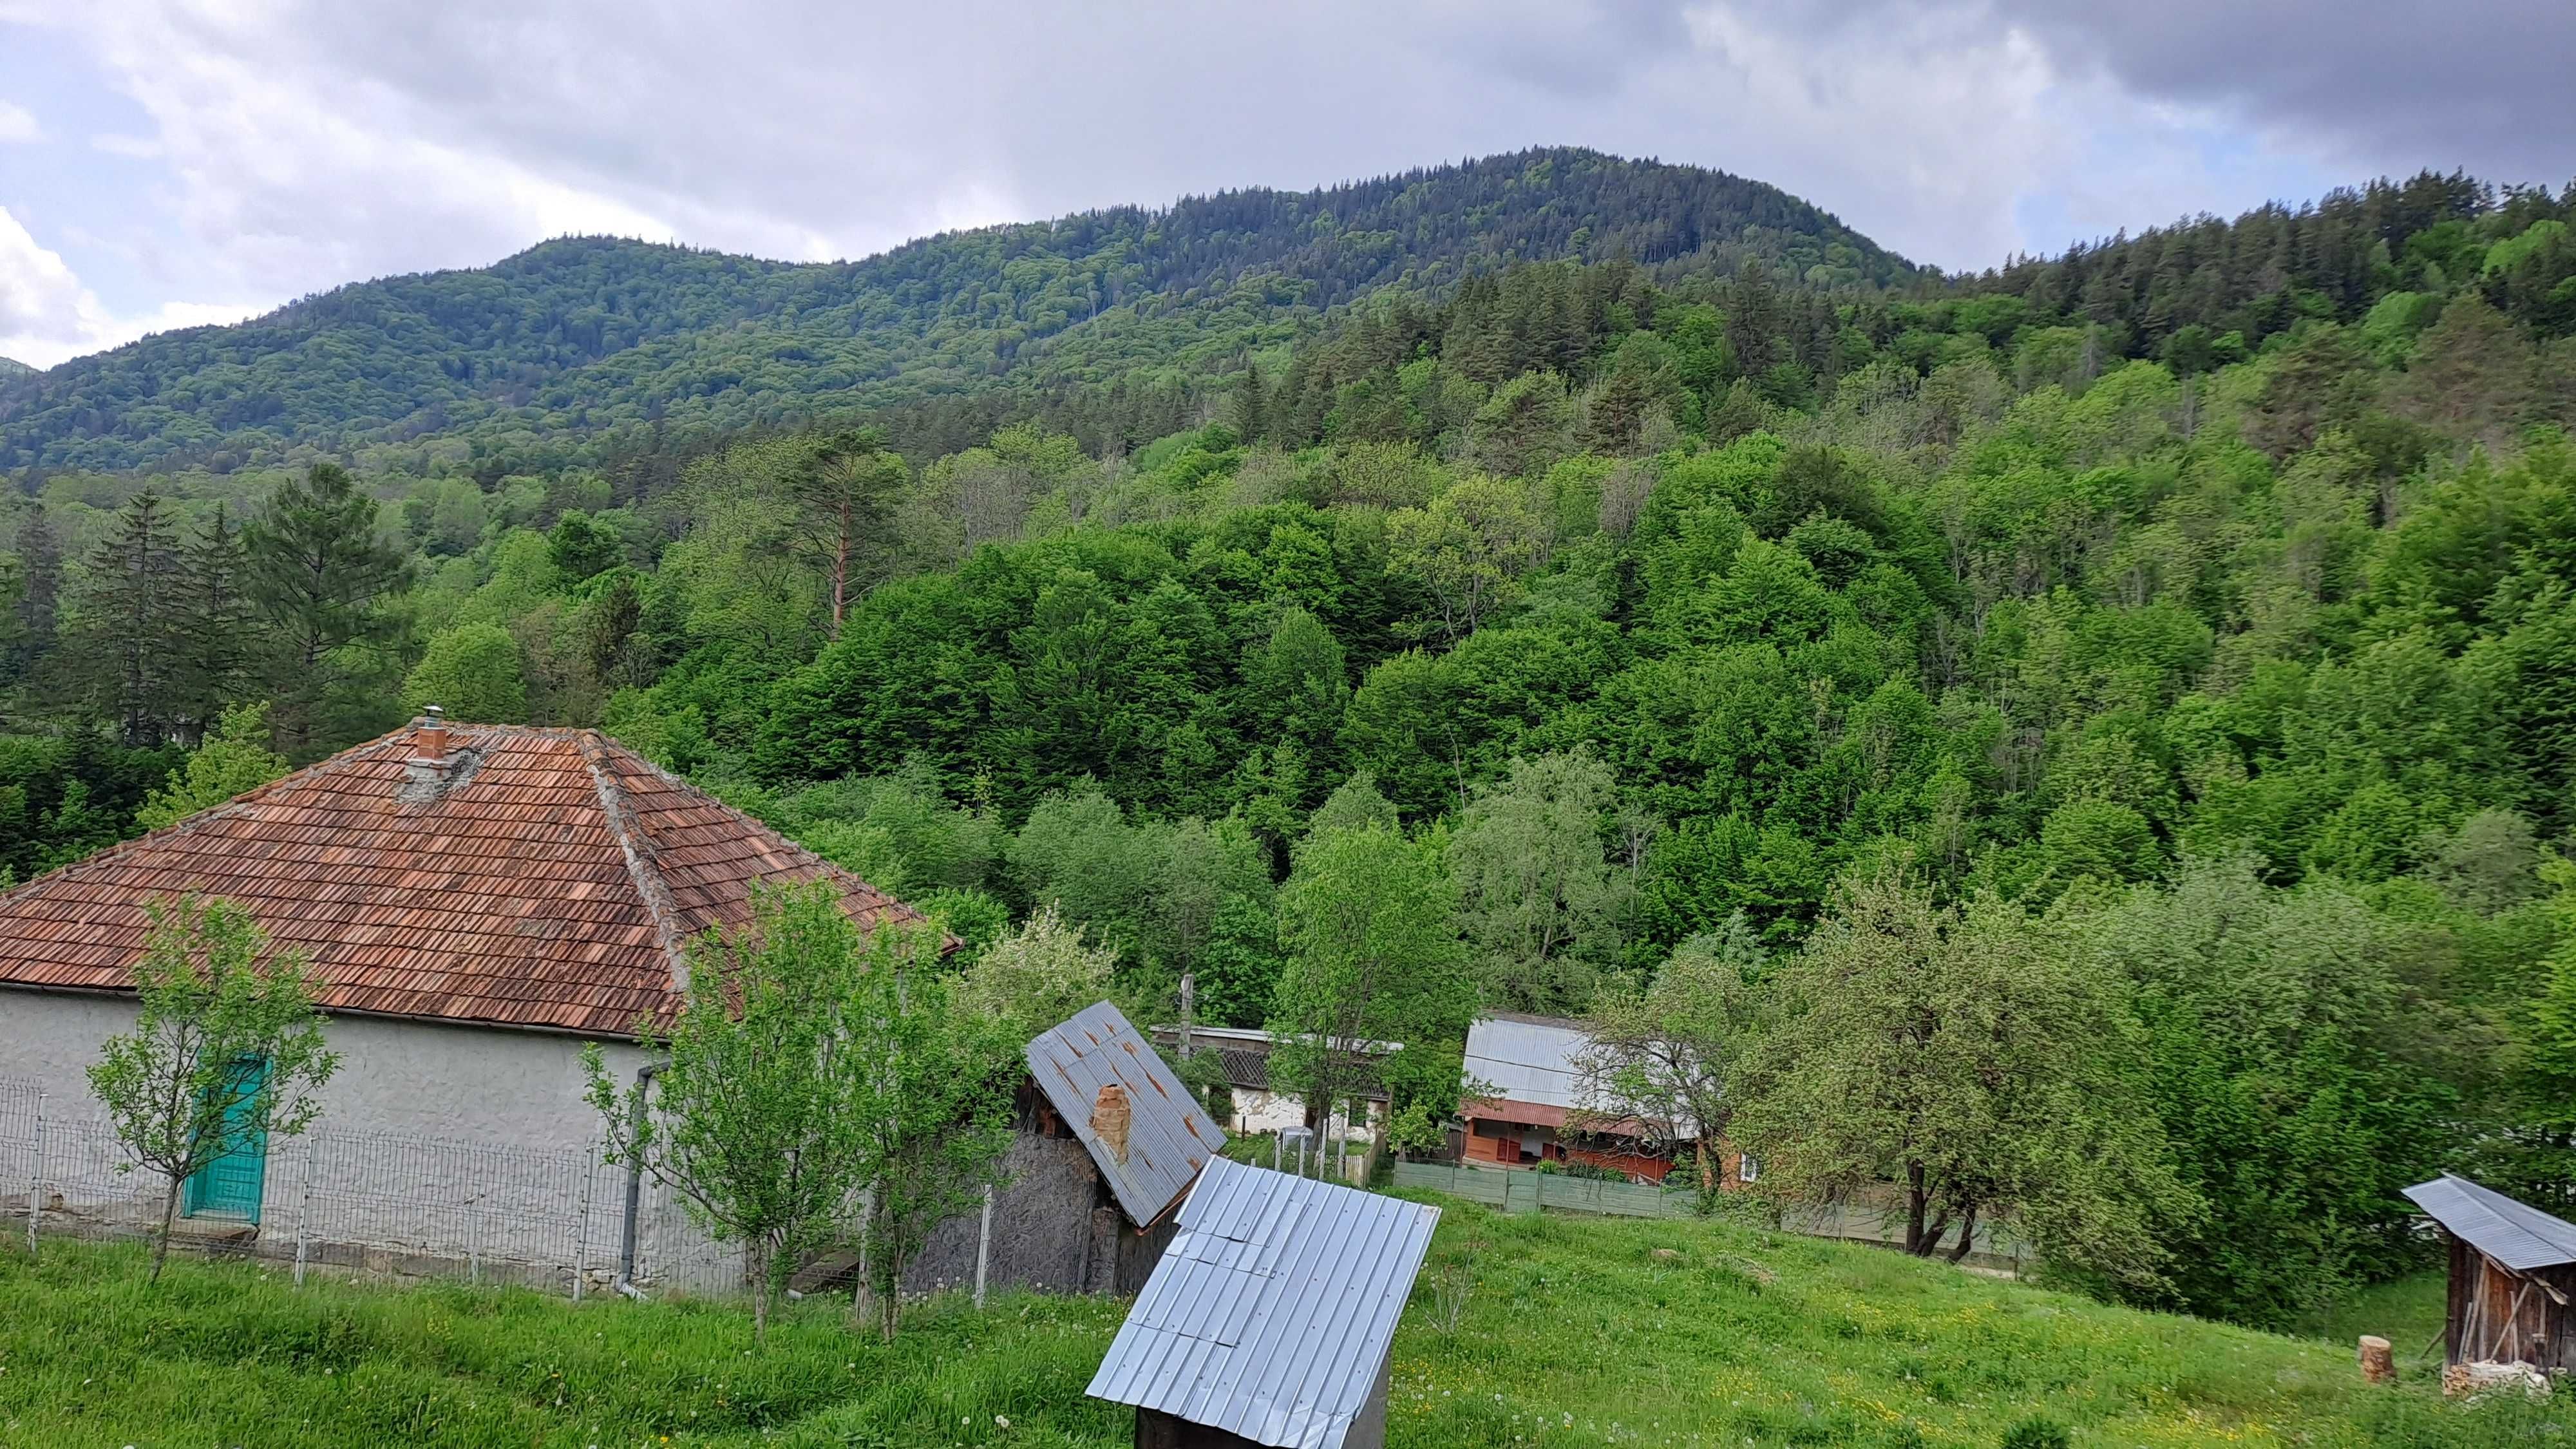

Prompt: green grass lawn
[
  {"left": 0, "top": 1199, "right": 2561, "bottom": 1448},
  {"left": 2298, "top": 1271, "right": 2449, "bottom": 1363}
]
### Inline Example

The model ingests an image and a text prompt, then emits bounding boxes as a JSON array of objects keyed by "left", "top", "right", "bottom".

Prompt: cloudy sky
[{"left": 1, "top": 1, "right": 2568, "bottom": 370}]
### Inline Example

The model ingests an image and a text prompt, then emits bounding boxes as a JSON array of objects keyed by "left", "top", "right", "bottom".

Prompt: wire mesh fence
[{"left": 0, "top": 1073, "right": 744, "bottom": 1296}]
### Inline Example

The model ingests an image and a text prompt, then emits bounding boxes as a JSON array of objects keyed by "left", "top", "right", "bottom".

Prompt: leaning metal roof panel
[
  {"left": 2403, "top": 1173, "right": 2576, "bottom": 1272},
  {"left": 1026, "top": 1000, "right": 1224, "bottom": 1226},
  {"left": 1085, "top": 1155, "right": 1441, "bottom": 1449}
]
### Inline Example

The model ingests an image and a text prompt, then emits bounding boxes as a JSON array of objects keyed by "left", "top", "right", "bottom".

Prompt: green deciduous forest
[{"left": 5, "top": 150, "right": 2576, "bottom": 1329}]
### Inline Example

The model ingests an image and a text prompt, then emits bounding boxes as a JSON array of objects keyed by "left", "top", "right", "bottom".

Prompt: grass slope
[{"left": 0, "top": 1199, "right": 2557, "bottom": 1448}]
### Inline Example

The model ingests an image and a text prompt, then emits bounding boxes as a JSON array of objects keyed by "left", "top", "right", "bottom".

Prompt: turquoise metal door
[{"left": 184, "top": 1057, "right": 268, "bottom": 1222}]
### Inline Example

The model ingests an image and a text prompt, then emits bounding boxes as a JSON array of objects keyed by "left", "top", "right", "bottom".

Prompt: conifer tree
[
  {"left": 8, "top": 507, "right": 61, "bottom": 685},
  {"left": 72, "top": 491, "right": 185, "bottom": 745},
  {"left": 170, "top": 504, "right": 251, "bottom": 745},
  {"left": 243, "top": 463, "right": 412, "bottom": 757}
]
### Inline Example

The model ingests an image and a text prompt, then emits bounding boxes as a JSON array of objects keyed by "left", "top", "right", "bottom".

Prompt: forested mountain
[
  {"left": 0, "top": 149, "right": 1908, "bottom": 475},
  {"left": 0, "top": 359, "right": 32, "bottom": 381},
  {"left": 5, "top": 150, "right": 2576, "bottom": 1331}
]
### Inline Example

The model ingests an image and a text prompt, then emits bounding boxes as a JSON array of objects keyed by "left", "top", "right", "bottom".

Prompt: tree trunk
[
  {"left": 749, "top": 1244, "right": 771, "bottom": 1347},
  {"left": 1945, "top": 1204, "right": 1980, "bottom": 1264},
  {"left": 878, "top": 1247, "right": 901, "bottom": 1342},
  {"left": 150, "top": 1172, "right": 182, "bottom": 1283},
  {"left": 1904, "top": 1162, "right": 1927, "bottom": 1256},
  {"left": 829, "top": 508, "right": 850, "bottom": 638}
]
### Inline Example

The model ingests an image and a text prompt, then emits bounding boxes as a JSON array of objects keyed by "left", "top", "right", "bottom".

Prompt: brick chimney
[
  {"left": 1091, "top": 1083, "right": 1132, "bottom": 1164},
  {"left": 413, "top": 705, "right": 448, "bottom": 763},
  {"left": 398, "top": 705, "right": 480, "bottom": 804}
]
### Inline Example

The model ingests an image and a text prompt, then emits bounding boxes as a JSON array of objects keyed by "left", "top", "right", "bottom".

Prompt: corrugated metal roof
[
  {"left": 1026, "top": 1000, "right": 1224, "bottom": 1226},
  {"left": 1086, "top": 1156, "right": 1441, "bottom": 1449},
  {"left": 1463, "top": 1012, "right": 1595, "bottom": 1110},
  {"left": 2404, "top": 1173, "right": 2576, "bottom": 1271}
]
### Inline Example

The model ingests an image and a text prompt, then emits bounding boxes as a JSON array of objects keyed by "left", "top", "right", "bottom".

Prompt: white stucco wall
[
  {"left": 0, "top": 989, "right": 738, "bottom": 1294},
  {"left": 1224, "top": 1086, "right": 1381, "bottom": 1143}
]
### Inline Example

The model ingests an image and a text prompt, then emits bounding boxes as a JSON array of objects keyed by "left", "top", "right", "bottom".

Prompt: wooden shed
[{"left": 2403, "top": 1173, "right": 2576, "bottom": 1374}]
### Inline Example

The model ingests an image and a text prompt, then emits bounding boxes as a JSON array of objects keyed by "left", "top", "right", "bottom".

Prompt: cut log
[{"left": 2358, "top": 1335, "right": 2394, "bottom": 1384}]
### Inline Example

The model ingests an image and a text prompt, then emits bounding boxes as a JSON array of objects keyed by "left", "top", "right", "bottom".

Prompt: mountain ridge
[{"left": 0, "top": 147, "right": 1915, "bottom": 475}]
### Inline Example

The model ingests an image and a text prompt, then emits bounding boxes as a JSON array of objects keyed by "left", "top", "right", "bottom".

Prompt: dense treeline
[
  {"left": 0, "top": 149, "right": 1906, "bottom": 476},
  {"left": 4, "top": 160, "right": 2576, "bottom": 1328}
]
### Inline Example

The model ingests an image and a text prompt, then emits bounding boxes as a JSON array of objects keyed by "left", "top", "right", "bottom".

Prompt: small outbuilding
[
  {"left": 2403, "top": 1173, "right": 2576, "bottom": 1375},
  {"left": 904, "top": 1000, "right": 1222, "bottom": 1297},
  {"left": 1086, "top": 1155, "right": 1439, "bottom": 1449},
  {"left": 1150, "top": 1025, "right": 1394, "bottom": 1148}
]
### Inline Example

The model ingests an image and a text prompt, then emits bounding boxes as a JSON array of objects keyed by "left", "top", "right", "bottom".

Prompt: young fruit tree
[
  {"left": 85, "top": 895, "right": 339, "bottom": 1282},
  {"left": 583, "top": 881, "right": 877, "bottom": 1343},
  {"left": 847, "top": 927, "right": 1017, "bottom": 1341},
  {"left": 1578, "top": 913, "right": 1766, "bottom": 1195},
  {"left": 1267, "top": 804, "right": 1475, "bottom": 1172},
  {"left": 1729, "top": 869, "right": 2195, "bottom": 1288}
]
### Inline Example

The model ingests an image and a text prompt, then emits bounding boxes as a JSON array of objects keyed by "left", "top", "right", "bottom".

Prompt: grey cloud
[
  {"left": 1801, "top": 0, "right": 2575, "bottom": 188},
  {"left": 15, "top": 0, "right": 2568, "bottom": 369}
]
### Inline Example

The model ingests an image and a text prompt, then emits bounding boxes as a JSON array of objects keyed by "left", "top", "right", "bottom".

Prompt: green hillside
[
  {"left": 0, "top": 1206, "right": 2550, "bottom": 1448},
  {"left": 0, "top": 148, "right": 1911, "bottom": 474},
  {"left": 3, "top": 157, "right": 2572, "bottom": 1337},
  {"left": 0, "top": 357, "right": 32, "bottom": 382}
]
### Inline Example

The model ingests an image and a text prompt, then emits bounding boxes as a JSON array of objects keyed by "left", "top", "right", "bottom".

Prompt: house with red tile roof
[{"left": 0, "top": 712, "right": 933, "bottom": 1285}]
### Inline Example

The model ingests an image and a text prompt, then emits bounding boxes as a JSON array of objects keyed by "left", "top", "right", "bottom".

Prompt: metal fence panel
[
  {"left": 1390, "top": 1157, "right": 2027, "bottom": 1267},
  {"left": 0, "top": 1071, "right": 745, "bottom": 1296}
]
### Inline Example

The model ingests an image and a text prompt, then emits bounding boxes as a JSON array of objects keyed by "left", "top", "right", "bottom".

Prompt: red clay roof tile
[{"left": 0, "top": 724, "right": 931, "bottom": 1037}]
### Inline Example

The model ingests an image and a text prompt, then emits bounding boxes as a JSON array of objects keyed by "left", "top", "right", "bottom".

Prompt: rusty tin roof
[{"left": 1025, "top": 999, "right": 1223, "bottom": 1226}]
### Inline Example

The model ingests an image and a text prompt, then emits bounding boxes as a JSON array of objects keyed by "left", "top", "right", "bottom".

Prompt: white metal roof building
[
  {"left": 1461, "top": 1011, "right": 1596, "bottom": 1112},
  {"left": 1085, "top": 1155, "right": 1441, "bottom": 1449}
]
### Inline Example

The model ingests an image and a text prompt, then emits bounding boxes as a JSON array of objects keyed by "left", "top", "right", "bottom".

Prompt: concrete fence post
[
  {"left": 572, "top": 1144, "right": 594, "bottom": 1302},
  {"left": 973, "top": 1182, "right": 996, "bottom": 1310},
  {"left": 294, "top": 1137, "right": 314, "bottom": 1287},
  {"left": 25, "top": 1090, "right": 43, "bottom": 1258}
]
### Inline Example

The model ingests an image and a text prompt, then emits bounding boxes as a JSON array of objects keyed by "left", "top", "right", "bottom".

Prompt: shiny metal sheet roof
[
  {"left": 1085, "top": 1156, "right": 1441, "bottom": 1449},
  {"left": 2404, "top": 1173, "right": 2576, "bottom": 1271},
  {"left": 1463, "top": 1012, "right": 1595, "bottom": 1110},
  {"left": 1025, "top": 1000, "right": 1224, "bottom": 1226}
]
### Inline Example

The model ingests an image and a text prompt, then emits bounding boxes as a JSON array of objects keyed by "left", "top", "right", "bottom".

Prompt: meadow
[{"left": 0, "top": 1198, "right": 2559, "bottom": 1449}]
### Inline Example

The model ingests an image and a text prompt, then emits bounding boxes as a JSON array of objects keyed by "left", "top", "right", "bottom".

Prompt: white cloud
[
  {"left": 0, "top": 99, "right": 39, "bottom": 143},
  {"left": 0, "top": 205, "right": 263, "bottom": 369}
]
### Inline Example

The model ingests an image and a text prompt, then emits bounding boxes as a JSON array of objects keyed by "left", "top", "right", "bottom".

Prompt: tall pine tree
[
  {"left": 170, "top": 503, "right": 251, "bottom": 745},
  {"left": 243, "top": 464, "right": 412, "bottom": 757},
  {"left": 71, "top": 491, "right": 186, "bottom": 746},
  {"left": 8, "top": 507, "right": 61, "bottom": 688}
]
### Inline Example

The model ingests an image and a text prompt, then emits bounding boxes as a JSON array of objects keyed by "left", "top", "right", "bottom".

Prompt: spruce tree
[
  {"left": 243, "top": 463, "right": 412, "bottom": 757},
  {"left": 169, "top": 503, "right": 251, "bottom": 745},
  {"left": 8, "top": 507, "right": 61, "bottom": 685},
  {"left": 71, "top": 491, "right": 185, "bottom": 745}
]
